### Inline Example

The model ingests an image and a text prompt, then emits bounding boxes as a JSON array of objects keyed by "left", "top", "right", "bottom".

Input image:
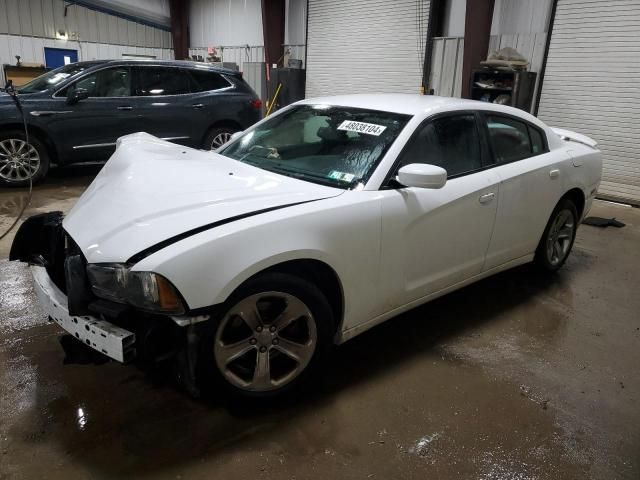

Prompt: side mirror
[
  {"left": 230, "top": 131, "right": 244, "bottom": 141},
  {"left": 66, "top": 87, "right": 89, "bottom": 105},
  {"left": 397, "top": 163, "right": 447, "bottom": 189}
]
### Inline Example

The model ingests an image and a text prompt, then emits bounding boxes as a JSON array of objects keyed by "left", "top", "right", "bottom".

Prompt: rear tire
[
  {"left": 534, "top": 198, "right": 578, "bottom": 272},
  {"left": 197, "top": 272, "right": 334, "bottom": 401},
  {"left": 0, "top": 131, "right": 50, "bottom": 187},
  {"left": 203, "top": 127, "right": 239, "bottom": 150}
]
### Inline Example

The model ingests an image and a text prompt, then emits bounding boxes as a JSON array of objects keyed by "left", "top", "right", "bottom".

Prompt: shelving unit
[{"left": 471, "top": 68, "right": 537, "bottom": 112}]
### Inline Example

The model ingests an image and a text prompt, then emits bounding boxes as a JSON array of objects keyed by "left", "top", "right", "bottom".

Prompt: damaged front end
[{"left": 10, "top": 212, "right": 204, "bottom": 393}]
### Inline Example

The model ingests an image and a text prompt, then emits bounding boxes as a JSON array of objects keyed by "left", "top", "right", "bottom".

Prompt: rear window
[
  {"left": 135, "top": 67, "right": 191, "bottom": 96},
  {"left": 486, "top": 115, "right": 532, "bottom": 163},
  {"left": 189, "top": 70, "right": 232, "bottom": 92},
  {"left": 528, "top": 125, "right": 546, "bottom": 154}
]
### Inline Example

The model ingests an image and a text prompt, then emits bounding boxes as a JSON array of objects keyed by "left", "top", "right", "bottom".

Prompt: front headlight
[{"left": 86, "top": 264, "right": 185, "bottom": 315}]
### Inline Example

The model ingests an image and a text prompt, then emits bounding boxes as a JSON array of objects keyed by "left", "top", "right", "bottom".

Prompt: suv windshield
[
  {"left": 219, "top": 105, "right": 411, "bottom": 188},
  {"left": 18, "top": 63, "right": 95, "bottom": 94}
]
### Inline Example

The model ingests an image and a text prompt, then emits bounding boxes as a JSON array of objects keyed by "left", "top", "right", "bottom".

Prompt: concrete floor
[{"left": 1, "top": 166, "right": 639, "bottom": 479}]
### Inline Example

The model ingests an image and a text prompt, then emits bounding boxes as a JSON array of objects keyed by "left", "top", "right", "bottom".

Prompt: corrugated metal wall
[
  {"left": 429, "top": 0, "right": 551, "bottom": 110},
  {"left": 188, "top": 46, "right": 265, "bottom": 72},
  {"left": 285, "top": 0, "right": 306, "bottom": 67},
  {"left": 188, "top": 0, "right": 264, "bottom": 71},
  {"left": 0, "top": 0, "right": 173, "bottom": 82},
  {"left": 429, "top": 37, "right": 464, "bottom": 97},
  {"left": 189, "top": 0, "right": 263, "bottom": 47},
  {"left": 490, "top": 0, "right": 552, "bottom": 36},
  {"left": 538, "top": 0, "right": 640, "bottom": 204},
  {"left": 306, "top": 0, "right": 430, "bottom": 98}
]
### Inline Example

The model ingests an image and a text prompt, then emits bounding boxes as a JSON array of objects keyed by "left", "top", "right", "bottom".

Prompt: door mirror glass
[
  {"left": 66, "top": 87, "right": 89, "bottom": 105},
  {"left": 397, "top": 163, "right": 447, "bottom": 189}
]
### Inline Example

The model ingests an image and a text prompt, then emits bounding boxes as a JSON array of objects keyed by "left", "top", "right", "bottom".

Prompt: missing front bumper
[{"left": 32, "top": 265, "right": 136, "bottom": 363}]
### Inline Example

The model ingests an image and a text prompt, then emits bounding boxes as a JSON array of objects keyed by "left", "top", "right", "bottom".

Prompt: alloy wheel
[
  {"left": 546, "top": 208, "right": 575, "bottom": 266},
  {"left": 0, "top": 138, "right": 40, "bottom": 182},
  {"left": 210, "top": 132, "right": 233, "bottom": 149},
  {"left": 214, "top": 292, "right": 317, "bottom": 392}
]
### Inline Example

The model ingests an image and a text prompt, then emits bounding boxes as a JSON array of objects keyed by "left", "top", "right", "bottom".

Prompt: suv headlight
[{"left": 86, "top": 264, "right": 185, "bottom": 315}]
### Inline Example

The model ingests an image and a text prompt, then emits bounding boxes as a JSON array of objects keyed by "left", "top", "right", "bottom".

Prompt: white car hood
[{"left": 64, "top": 133, "right": 343, "bottom": 263}]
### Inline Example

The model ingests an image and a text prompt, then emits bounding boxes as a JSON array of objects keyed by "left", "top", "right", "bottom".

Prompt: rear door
[
  {"left": 131, "top": 65, "right": 208, "bottom": 147},
  {"left": 379, "top": 112, "right": 501, "bottom": 307},
  {"left": 45, "top": 66, "right": 139, "bottom": 161},
  {"left": 481, "top": 113, "right": 566, "bottom": 270},
  {"left": 187, "top": 69, "right": 244, "bottom": 148}
]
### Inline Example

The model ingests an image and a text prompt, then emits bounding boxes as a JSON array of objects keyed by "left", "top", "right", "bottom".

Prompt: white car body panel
[
  {"left": 63, "top": 133, "right": 343, "bottom": 263},
  {"left": 58, "top": 94, "right": 602, "bottom": 346},
  {"left": 378, "top": 168, "right": 500, "bottom": 307}
]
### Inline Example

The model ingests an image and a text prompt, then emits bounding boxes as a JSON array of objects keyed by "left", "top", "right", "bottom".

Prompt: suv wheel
[
  {"left": 204, "top": 127, "right": 237, "bottom": 150},
  {"left": 0, "top": 131, "right": 50, "bottom": 187}
]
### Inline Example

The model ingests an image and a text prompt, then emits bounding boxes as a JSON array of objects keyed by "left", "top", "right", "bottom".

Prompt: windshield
[
  {"left": 219, "top": 105, "right": 411, "bottom": 189},
  {"left": 17, "top": 63, "right": 93, "bottom": 94}
]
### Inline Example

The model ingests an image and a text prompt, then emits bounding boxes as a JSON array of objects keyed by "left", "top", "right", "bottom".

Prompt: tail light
[{"left": 250, "top": 98, "right": 263, "bottom": 109}]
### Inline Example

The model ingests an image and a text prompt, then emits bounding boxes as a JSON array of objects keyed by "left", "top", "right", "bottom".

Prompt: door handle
[
  {"left": 479, "top": 192, "right": 495, "bottom": 204},
  {"left": 549, "top": 169, "right": 560, "bottom": 178},
  {"left": 117, "top": 106, "right": 133, "bottom": 111},
  {"left": 192, "top": 103, "right": 204, "bottom": 109}
]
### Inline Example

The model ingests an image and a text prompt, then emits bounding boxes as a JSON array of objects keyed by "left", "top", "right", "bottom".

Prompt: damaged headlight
[{"left": 86, "top": 264, "right": 185, "bottom": 315}]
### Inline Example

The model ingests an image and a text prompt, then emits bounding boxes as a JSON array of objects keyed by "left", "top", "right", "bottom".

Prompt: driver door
[{"left": 378, "top": 112, "right": 500, "bottom": 308}]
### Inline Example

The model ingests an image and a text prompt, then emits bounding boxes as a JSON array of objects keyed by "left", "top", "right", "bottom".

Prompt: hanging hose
[{"left": 0, "top": 81, "right": 33, "bottom": 242}]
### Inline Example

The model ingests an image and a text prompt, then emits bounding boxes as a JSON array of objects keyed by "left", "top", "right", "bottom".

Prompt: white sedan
[{"left": 11, "top": 94, "right": 602, "bottom": 399}]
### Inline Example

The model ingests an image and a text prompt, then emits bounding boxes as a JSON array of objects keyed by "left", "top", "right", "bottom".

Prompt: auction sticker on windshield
[
  {"left": 328, "top": 171, "right": 355, "bottom": 182},
  {"left": 338, "top": 120, "right": 387, "bottom": 136}
]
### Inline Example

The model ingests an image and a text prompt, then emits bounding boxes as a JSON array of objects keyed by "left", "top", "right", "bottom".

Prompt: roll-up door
[
  {"left": 538, "top": 0, "right": 640, "bottom": 204},
  {"left": 306, "top": 0, "right": 430, "bottom": 98}
]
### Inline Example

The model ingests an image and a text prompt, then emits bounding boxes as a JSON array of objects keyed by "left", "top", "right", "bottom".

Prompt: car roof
[
  {"left": 77, "top": 59, "right": 240, "bottom": 76},
  {"left": 297, "top": 93, "right": 545, "bottom": 127}
]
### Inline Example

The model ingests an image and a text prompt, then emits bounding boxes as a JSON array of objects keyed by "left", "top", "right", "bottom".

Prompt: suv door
[
  {"left": 379, "top": 112, "right": 500, "bottom": 307},
  {"left": 47, "top": 66, "right": 139, "bottom": 161},
  {"left": 481, "top": 114, "right": 564, "bottom": 270},
  {"left": 187, "top": 69, "right": 245, "bottom": 148},
  {"left": 131, "top": 66, "right": 207, "bottom": 147}
]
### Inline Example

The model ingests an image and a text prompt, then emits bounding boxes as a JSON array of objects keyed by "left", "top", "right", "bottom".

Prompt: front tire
[
  {"left": 0, "top": 131, "right": 50, "bottom": 187},
  {"left": 197, "top": 272, "right": 334, "bottom": 400},
  {"left": 534, "top": 198, "right": 578, "bottom": 272}
]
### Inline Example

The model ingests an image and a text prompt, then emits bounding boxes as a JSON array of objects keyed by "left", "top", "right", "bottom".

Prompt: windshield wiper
[{"left": 270, "top": 165, "right": 354, "bottom": 187}]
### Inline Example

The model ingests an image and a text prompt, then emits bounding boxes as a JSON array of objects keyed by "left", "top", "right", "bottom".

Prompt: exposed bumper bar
[{"left": 31, "top": 266, "right": 136, "bottom": 363}]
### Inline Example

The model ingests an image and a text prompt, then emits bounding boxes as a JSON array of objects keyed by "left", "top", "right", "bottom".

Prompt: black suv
[{"left": 0, "top": 60, "right": 262, "bottom": 186}]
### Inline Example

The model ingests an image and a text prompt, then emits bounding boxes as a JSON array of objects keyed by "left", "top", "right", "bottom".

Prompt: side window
[
  {"left": 61, "top": 67, "right": 131, "bottom": 97},
  {"left": 528, "top": 125, "right": 546, "bottom": 154},
  {"left": 397, "top": 114, "right": 482, "bottom": 177},
  {"left": 486, "top": 115, "right": 532, "bottom": 163},
  {"left": 135, "top": 67, "right": 191, "bottom": 96},
  {"left": 188, "top": 70, "right": 232, "bottom": 92}
]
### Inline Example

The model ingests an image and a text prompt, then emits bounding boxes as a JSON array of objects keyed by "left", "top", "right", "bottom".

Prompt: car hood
[{"left": 64, "top": 133, "right": 343, "bottom": 263}]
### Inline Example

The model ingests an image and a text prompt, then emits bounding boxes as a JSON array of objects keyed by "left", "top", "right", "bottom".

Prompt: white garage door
[
  {"left": 538, "top": 0, "right": 640, "bottom": 204},
  {"left": 306, "top": 0, "right": 430, "bottom": 98}
]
